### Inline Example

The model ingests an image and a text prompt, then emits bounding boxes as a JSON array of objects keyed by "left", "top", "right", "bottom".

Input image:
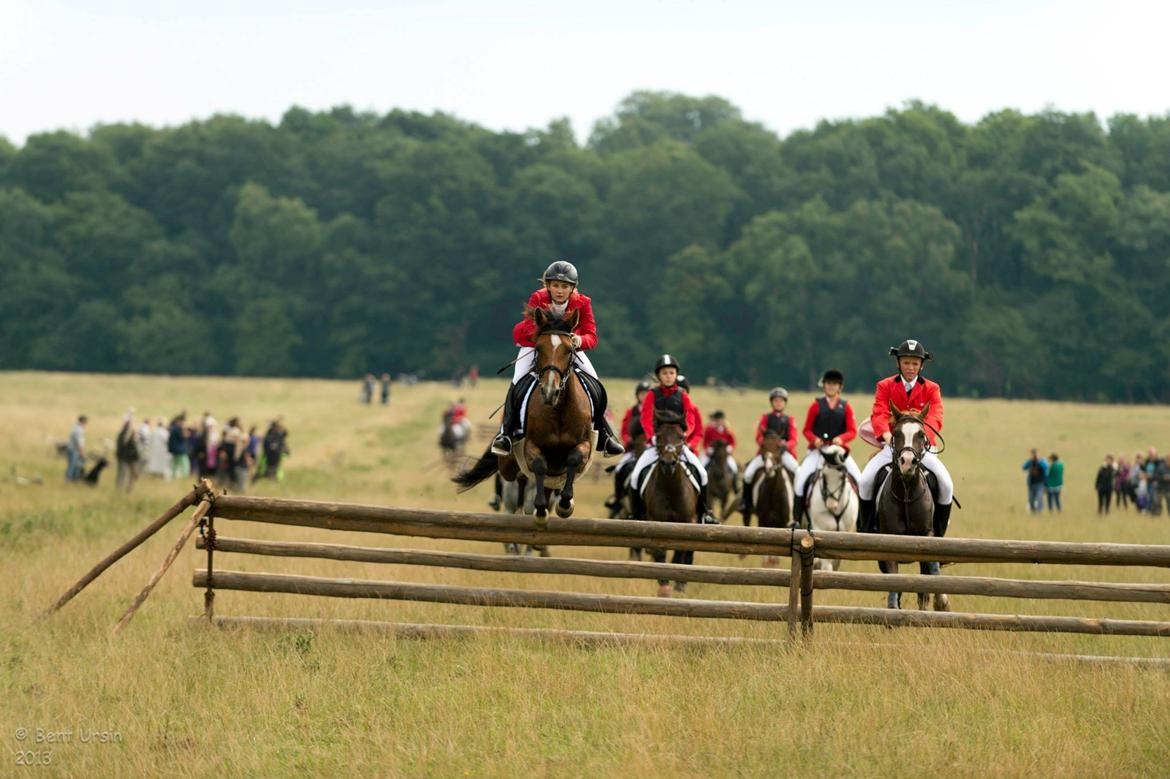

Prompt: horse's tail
[{"left": 452, "top": 445, "right": 499, "bottom": 492}]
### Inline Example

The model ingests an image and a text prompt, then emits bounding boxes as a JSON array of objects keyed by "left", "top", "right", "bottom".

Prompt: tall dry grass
[{"left": 2, "top": 370, "right": 1169, "bottom": 777}]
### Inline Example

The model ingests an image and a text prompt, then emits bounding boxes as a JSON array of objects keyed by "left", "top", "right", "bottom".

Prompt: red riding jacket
[
  {"left": 870, "top": 375, "right": 944, "bottom": 445},
  {"left": 685, "top": 403, "right": 703, "bottom": 453},
  {"left": 755, "top": 412, "right": 798, "bottom": 458},
  {"left": 702, "top": 423, "right": 737, "bottom": 452},
  {"left": 512, "top": 289, "right": 598, "bottom": 350},
  {"left": 620, "top": 404, "right": 642, "bottom": 446}
]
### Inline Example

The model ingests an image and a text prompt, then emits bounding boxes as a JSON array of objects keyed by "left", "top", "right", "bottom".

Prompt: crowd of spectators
[{"left": 1096, "top": 448, "right": 1169, "bottom": 516}]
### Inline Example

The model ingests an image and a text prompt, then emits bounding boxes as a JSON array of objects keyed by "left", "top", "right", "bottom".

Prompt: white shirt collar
[
  {"left": 902, "top": 376, "right": 917, "bottom": 392},
  {"left": 550, "top": 299, "right": 568, "bottom": 315}
]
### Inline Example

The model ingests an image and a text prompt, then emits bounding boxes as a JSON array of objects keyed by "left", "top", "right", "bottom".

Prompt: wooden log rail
[
  {"left": 193, "top": 569, "right": 1170, "bottom": 638},
  {"left": 210, "top": 495, "right": 1170, "bottom": 567}
]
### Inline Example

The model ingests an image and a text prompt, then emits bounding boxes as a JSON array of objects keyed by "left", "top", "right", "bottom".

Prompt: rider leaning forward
[
  {"left": 791, "top": 369, "right": 862, "bottom": 526},
  {"left": 857, "top": 339, "right": 954, "bottom": 537},
  {"left": 491, "top": 261, "right": 624, "bottom": 458},
  {"left": 739, "top": 387, "right": 799, "bottom": 519},
  {"left": 629, "top": 355, "right": 718, "bottom": 524}
]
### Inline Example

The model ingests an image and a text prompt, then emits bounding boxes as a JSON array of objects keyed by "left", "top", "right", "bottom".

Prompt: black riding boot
[
  {"left": 792, "top": 495, "right": 806, "bottom": 530},
  {"left": 698, "top": 484, "right": 719, "bottom": 525},
  {"left": 630, "top": 488, "right": 646, "bottom": 520},
  {"left": 605, "top": 466, "right": 626, "bottom": 516},
  {"left": 491, "top": 383, "right": 519, "bottom": 456},
  {"left": 933, "top": 502, "right": 953, "bottom": 538},
  {"left": 740, "top": 485, "right": 754, "bottom": 518},
  {"left": 858, "top": 498, "right": 876, "bottom": 534},
  {"left": 595, "top": 413, "right": 625, "bottom": 457}
]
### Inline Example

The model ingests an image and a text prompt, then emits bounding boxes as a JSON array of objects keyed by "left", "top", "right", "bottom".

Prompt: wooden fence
[{"left": 187, "top": 495, "right": 1170, "bottom": 649}]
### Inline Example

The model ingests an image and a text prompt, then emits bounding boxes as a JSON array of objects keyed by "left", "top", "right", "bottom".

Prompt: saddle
[
  {"left": 512, "top": 369, "right": 600, "bottom": 436},
  {"left": 634, "top": 459, "right": 702, "bottom": 497}
]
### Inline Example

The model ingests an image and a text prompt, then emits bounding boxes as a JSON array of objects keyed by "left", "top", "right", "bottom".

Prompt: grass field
[{"left": 2, "top": 370, "right": 1170, "bottom": 777}]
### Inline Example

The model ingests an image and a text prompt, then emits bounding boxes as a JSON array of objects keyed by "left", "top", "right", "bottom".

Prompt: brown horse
[
  {"left": 705, "top": 439, "right": 737, "bottom": 522},
  {"left": 877, "top": 404, "right": 949, "bottom": 611},
  {"left": 639, "top": 411, "right": 698, "bottom": 597},
  {"left": 454, "top": 307, "right": 594, "bottom": 524},
  {"left": 747, "top": 431, "right": 793, "bottom": 566}
]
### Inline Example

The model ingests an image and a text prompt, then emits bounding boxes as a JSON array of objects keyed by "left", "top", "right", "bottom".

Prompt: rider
[
  {"left": 676, "top": 375, "right": 704, "bottom": 455},
  {"left": 629, "top": 355, "right": 718, "bottom": 525},
  {"left": 701, "top": 410, "right": 739, "bottom": 491},
  {"left": 604, "top": 380, "right": 653, "bottom": 515},
  {"left": 739, "top": 388, "right": 799, "bottom": 518},
  {"left": 490, "top": 261, "right": 624, "bottom": 458},
  {"left": 857, "top": 339, "right": 954, "bottom": 538},
  {"left": 792, "top": 369, "right": 862, "bottom": 526}
]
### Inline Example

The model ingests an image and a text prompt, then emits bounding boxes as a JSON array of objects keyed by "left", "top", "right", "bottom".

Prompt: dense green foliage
[{"left": 2, "top": 93, "right": 1169, "bottom": 400}]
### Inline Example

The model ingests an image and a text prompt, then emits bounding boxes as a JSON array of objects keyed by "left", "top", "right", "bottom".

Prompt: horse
[
  {"left": 876, "top": 404, "right": 950, "bottom": 611},
  {"left": 500, "top": 475, "right": 551, "bottom": 557},
  {"left": 705, "top": 439, "right": 737, "bottom": 522},
  {"left": 438, "top": 412, "right": 470, "bottom": 469},
  {"left": 805, "top": 444, "right": 858, "bottom": 570},
  {"left": 453, "top": 307, "right": 594, "bottom": 524},
  {"left": 637, "top": 411, "right": 698, "bottom": 597},
  {"left": 746, "top": 431, "right": 792, "bottom": 567}
]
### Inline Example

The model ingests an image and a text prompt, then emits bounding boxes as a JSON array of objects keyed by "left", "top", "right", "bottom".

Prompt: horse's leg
[
  {"left": 920, "top": 560, "right": 949, "bottom": 611},
  {"left": 885, "top": 560, "right": 901, "bottom": 609},
  {"left": 529, "top": 448, "right": 549, "bottom": 526},
  {"left": 670, "top": 549, "right": 690, "bottom": 594},
  {"left": 556, "top": 448, "right": 585, "bottom": 518},
  {"left": 650, "top": 548, "right": 670, "bottom": 596}
]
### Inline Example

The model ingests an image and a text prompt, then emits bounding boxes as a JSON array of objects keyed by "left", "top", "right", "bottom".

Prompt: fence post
[
  {"left": 799, "top": 534, "right": 815, "bottom": 637},
  {"left": 787, "top": 530, "right": 800, "bottom": 639}
]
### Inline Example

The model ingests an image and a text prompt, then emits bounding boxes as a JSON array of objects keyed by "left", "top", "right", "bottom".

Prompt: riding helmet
[
  {"left": 889, "top": 339, "right": 932, "bottom": 361},
  {"left": 712, "top": 409, "right": 726, "bottom": 419},
  {"left": 542, "top": 260, "right": 579, "bottom": 286},
  {"left": 769, "top": 387, "right": 789, "bottom": 400},
  {"left": 654, "top": 354, "right": 681, "bottom": 374},
  {"left": 820, "top": 368, "right": 844, "bottom": 385},
  {"left": 635, "top": 379, "right": 653, "bottom": 397},
  {"left": 677, "top": 375, "right": 691, "bottom": 392}
]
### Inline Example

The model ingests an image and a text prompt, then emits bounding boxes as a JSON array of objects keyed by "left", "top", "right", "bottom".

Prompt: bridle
[
  {"left": 890, "top": 419, "right": 929, "bottom": 505},
  {"left": 534, "top": 329, "right": 578, "bottom": 406}
]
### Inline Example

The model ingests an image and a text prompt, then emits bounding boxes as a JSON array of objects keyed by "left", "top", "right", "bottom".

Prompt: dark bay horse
[
  {"left": 877, "top": 404, "right": 949, "bottom": 611},
  {"left": 705, "top": 439, "right": 737, "bottom": 522},
  {"left": 639, "top": 411, "right": 698, "bottom": 597},
  {"left": 747, "top": 432, "right": 792, "bottom": 566},
  {"left": 454, "top": 308, "right": 594, "bottom": 524}
]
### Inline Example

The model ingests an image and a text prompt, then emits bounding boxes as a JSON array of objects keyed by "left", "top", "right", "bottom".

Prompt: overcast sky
[{"left": 2, "top": 0, "right": 1166, "bottom": 146}]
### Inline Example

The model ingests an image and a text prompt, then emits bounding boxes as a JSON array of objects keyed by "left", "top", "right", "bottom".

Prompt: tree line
[{"left": 2, "top": 92, "right": 1168, "bottom": 401}]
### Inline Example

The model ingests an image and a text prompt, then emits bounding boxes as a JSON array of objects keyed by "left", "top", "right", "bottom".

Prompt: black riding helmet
[
  {"left": 889, "top": 339, "right": 933, "bottom": 361},
  {"left": 677, "top": 375, "right": 691, "bottom": 392},
  {"left": 711, "top": 409, "right": 726, "bottom": 419},
  {"left": 635, "top": 379, "right": 652, "bottom": 397},
  {"left": 654, "top": 354, "right": 681, "bottom": 375},
  {"left": 542, "top": 261, "right": 578, "bottom": 286},
  {"left": 819, "top": 369, "right": 844, "bottom": 386}
]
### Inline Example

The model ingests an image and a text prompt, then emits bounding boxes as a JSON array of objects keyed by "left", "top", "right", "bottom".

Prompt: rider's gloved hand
[{"left": 570, "top": 334, "right": 582, "bottom": 349}]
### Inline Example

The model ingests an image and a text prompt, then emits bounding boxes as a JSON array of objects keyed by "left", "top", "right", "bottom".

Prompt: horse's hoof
[
  {"left": 886, "top": 593, "right": 901, "bottom": 609},
  {"left": 555, "top": 498, "right": 575, "bottom": 518},
  {"left": 934, "top": 594, "right": 951, "bottom": 612},
  {"left": 657, "top": 584, "right": 672, "bottom": 598},
  {"left": 533, "top": 510, "right": 549, "bottom": 528}
]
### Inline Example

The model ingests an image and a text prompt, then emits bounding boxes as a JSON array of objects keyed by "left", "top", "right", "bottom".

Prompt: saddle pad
[{"left": 636, "top": 461, "right": 701, "bottom": 497}]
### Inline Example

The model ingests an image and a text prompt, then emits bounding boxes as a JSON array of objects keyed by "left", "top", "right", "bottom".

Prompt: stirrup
[
  {"left": 490, "top": 435, "right": 513, "bottom": 456},
  {"left": 700, "top": 511, "right": 720, "bottom": 525},
  {"left": 601, "top": 437, "right": 625, "bottom": 457}
]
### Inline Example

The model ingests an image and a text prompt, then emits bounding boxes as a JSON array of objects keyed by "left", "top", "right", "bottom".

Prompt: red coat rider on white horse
[{"left": 490, "top": 261, "right": 625, "bottom": 459}]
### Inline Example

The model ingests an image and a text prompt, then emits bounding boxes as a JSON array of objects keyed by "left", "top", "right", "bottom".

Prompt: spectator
[
  {"left": 145, "top": 416, "right": 171, "bottom": 478},
  {"left": 1114, "top": 457, "right": 1131, "bottom": 511},
  {"left": 1022, "top": 448, "right": 1048, "bottom": 514},
  {"left": 361, "top": 374, "right": 375, "bottom": 404},
  {"left": 1095, "top": 455, "right": 1115, "bottom": 515},
  {"left": 1151, "top": 448, "right": 1170, "bottom": 517},
  {"left": 1136, "top": 471, "right": 1150, "bottom": 512},
  {"left": 168, "top": 413, "right": 190, "bottom": 480},
  {"left": 257, "top": 418, "right": 289, "bottom": 481},
  {"left": 467, "top": 364, "right": 479, "bottom": 387},
  {"left": 66, "top": 415, "right": 87, "bottom": 482},
  {"left": 115, "top": 410, "right": 142, "bottom": 493},
  {"left": 1045, "top": 453, "right": 1064, "bottom": 513},
  {"left": 380, "top": 373, "right": 391, "bottom": 405}
]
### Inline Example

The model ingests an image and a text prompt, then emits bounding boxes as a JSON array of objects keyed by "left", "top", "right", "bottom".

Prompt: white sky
[{"left": 1, "top": 0, "right": 1167, "bottom": 146}]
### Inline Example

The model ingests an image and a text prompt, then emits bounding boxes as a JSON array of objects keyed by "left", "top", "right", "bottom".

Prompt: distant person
[
  {"left": 1114, "top": 457, "right": 1131, "bottom": 511},
  {"left": 146, "top": 416, "right": 171, "bottom": 478},
  {"left": 66, "top": 415, "right": 87, "bottom": 482},
  {"left": 168, "top": 413, "right": 190, "bottom": 480},
  {"left": 1045, "top": 453, "right": 1063, "bottom": 513},
  {"left": 467, "top": 365, "right": 479, "bottom": 388},
  {"left": 258, "top": 418, "right": 290, "bottom": 481},
  {"left": 1095, "top": 455, "right": 1115, "bottom": 515},
  {"left": 1149, "top": 447, "right": 1169, "bottom": 517},
  {"left": 1022, "top": 449, "right": 1048, "bottom": 514},
  {"left": 379, "top": 373, "right": 391, "bottom": 405},
  {"left": 115, "top": 410, "right": 142, "bottom": 493},
  {"left": 361, "top": 373, "right": 375, "bottom": 404}
]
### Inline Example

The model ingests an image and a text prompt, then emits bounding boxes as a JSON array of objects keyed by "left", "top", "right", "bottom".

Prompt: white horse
[{"left": 806, "top": 444, "right": 859, "bottom": 571}]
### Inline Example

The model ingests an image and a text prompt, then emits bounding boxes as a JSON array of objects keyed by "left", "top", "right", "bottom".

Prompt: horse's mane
[
  {"left": 653, "top": 409, "right": 685, "bottom": 428},
  {"left": 526, "top": 305, "right": 576, "bottom": 335}
]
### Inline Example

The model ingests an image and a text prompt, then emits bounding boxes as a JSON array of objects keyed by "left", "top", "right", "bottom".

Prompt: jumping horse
[
  {"left": 876, "top": 404, "right": 949, "bottom": 611},
  {"left": 454, "top": 308, "right": 594, "bottom": 524}
]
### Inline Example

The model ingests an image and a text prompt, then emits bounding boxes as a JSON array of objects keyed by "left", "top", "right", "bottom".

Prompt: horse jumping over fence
[{"left": 454, "top": 308, "right": 595, "bottom": 523}]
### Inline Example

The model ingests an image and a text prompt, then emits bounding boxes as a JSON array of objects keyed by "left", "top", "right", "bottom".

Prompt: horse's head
[
  {"left": 890, "top": 402, "right": 930, "bottom": 479},
  {"left": 711, "top": 439, "right": 728, "bottom": 459},
  {"left": 760, "top": 430, "right": 782, "bottom": 476},
  {"left": 653, "top": 410, "right": 686, "bottom": 475},
  {"left": 820, "top": 443, "right": 846, "bottom": 467},
  {"left": 531, "top": 307, "right": 580, "bottom": 407}
]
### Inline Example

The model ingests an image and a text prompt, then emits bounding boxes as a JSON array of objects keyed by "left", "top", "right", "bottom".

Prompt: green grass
[{"left": 2, "top": 371, "right": 1169, "bottom": 777}]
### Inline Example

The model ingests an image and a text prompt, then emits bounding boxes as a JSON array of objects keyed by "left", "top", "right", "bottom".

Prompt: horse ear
[
  {"left": 564, "top": 309, "right": 580, "bottom": 331},
  {"left": 532, "top": 307, "right": 546, "bottom": 327},
  {"left": 920, "top": 401, "right": 931, "bottom": 420},
  {"left": 889, "top": 401, "right": 901, "bottom": 421}
]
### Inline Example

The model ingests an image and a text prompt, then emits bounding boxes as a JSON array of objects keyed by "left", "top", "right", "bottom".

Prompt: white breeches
[
  {"left": 700, "top": 453, "right": 738, "bottom": 473},
  {"left": 512, "top": 346, "right": 597, "bottom": 383},
  {"left": 615, "top": 450, "right": 637, "bottom": 469},
  {"left": 858, "top": 446, "right": 953, "bottom": 504},
  {"left": 631, "top": 443, "right": 708, "bottom": 489},
  {"left": 743, "top": 451, "right": 798, "bottom": 485},
  {"left": 794, "top": 449, "right": 862, "bottom": 496}
]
